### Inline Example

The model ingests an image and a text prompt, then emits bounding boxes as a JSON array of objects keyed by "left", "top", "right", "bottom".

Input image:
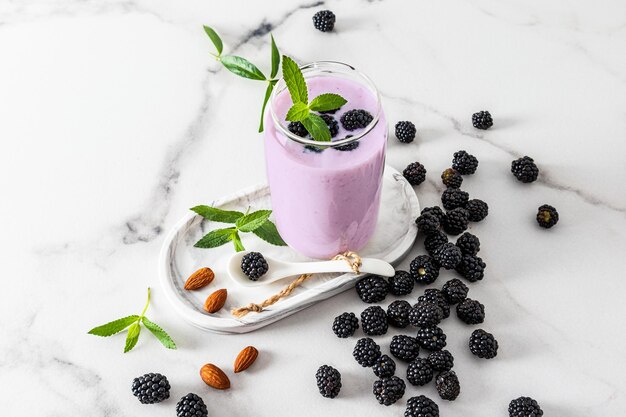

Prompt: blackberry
[
  {"left": 176, "top": 393, "right": 208, "bottom": 417},
  {"left": 416, "top": 326, "right": 447, "bottom": 351},
  {"left": 433, "top": 242, "right": 462, "bottom": 270},
  {"left": 332, "top": 312, "right": 359, "bottom": 338},
  {"left": 417, "top": 288, "right": 450, "bottom": 319},
  {"left": 409, "top": 255, "right": 440, "bottom": 285},
  {"left": 456, "top": 298, "right": 485, "bottom": 325},
  {"left": 456, "top": 254, "right": 486, "bottom": 282},
  {"left": 452, "top": 150, "right": 479, "bottom": 175},
  {"left": 390, "top": 335, "right": 420, "bottom": 362},
  {"left": 387, "top": 300, "right": 412, "bottom": 328},
  {"left": 355, "top": 275, "right": 388, "bottom": 303},
  {"left": 455, "top": 232, "right": 480, "bottom": 255},
  {"left": 441, "top": 168, "right": 463, "bottom": 188},
  {"left": 312, "top": 10, "right": 336, "bottom": 32},
  {"left": 442, "top": 207, "right": 470, "bottom": 235},
  {"left": 441, "top": 279, "right": 469, "bottom": 304},
  {"left": 315, "top": 365, "right": 342, "bottom": 398},
  {"left": 465, "top": 199, "right": 488, "bottom": 222},
  {"left": 241, "top": 252, "right": 269, "bottom": 281},
  {"left": 334, "top": 134, "right": 359, "bottom": 152},
  {"left": 428, "top": 350, "right": 454, "bottom": 372},
  {"left": 511, "top": 156, "right": 539, "bottom": 183},
  {"left": 373, "top": 354, "right": 396, "bottom": 378},
  {"left": 373, "top": 376, "right": 406, "bottom": 406},
  {"left": 409, "top": 302, "right": 443, "bottom": 328},
  {"left": 469, "top": 329, "right": 498, "bottom": 359},
  {"left": 388, "top": 271, "right": 414, "bottom": 296},
  {"left": 361, "top": 306, "right": 388, "bottom": 336},
  {"left": 403, "top": 162, "right": 427, "bottom": 185},
  {"left": 287, "top": 121, "right": 308, "bottom": 137},
  {"left": 441, "top": 188, "right": 469, "bottom": 210},
  {"left": 405, "top": 395, "right": 439, "bottom": 417},
  {"left": 353, "top": 337, "right": 381, "bottom": 367},
  {"left": 415, "top": 212, "right": 440, "bottom": 235},
  {"left": 424, "top": 231, "right": 448, "bottom": 255},
  {"left": 395, "top": 121, "right": 416, "bottom": 143},
  {"left": 436, "top": 371, "right": 460, "bottom": 401},
  {"left": 421, "top": 206, "right": 445, "bottom": 222},
  {"left": 131, "top": 373, "right": 170, "bottom": 404},
  {"left": 406, "top": 358, "right": 433, "bottom": 386},
  {"left": 536, "top": 204, "right": 559, "bottom": 228},
  {"left": 318, "top": 114, "right": 339, "bottom": 138},
  {"left": 509, "top": 396, "right": 544, "bottom": 417},
  {"left": 304, "top": 144, "right": 324, "bottom": 154},
  {"left": 340, "top": 109, "right": 373, "bottom": 130},
  {"left": 472, "top": 110, "right": 493, "bottom": 130}
]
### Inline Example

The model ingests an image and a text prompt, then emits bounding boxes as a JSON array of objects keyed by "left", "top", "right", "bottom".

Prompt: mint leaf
[
  {"left": 252, "top": 220, "right": 287, "bottom": 246},
  {"left": 194, "top": 228, "right": 236, "bottom": 248},
  {"left": 124, "top": 322, "right": 141, "bottom": 353},
  {"left": 236, "top": 210, "right": 272, "bottom": 232},
  {"left": 282, "top": 55, "right": 307, "bottom": 104},
  {"left": 191, "top": 205, "right": 243, "bottom": 223},
  {"left": 142, "top": 317, "right": 177, "bottom": 350},
  {"left": 258, "top": 80, "right": 277, "bottom": 133},
  {"left": 203, "top": 25, "right": 223, "bottom": 55},
  {"left": 285, "top": 102, "right": 310, "bottom": 122},
  {"left": 309, "top": 93, "right": 347, "bottom": 112},
  {"left": 88, "top": 315, "right": 139, "bottom": 337},
  {"left": 221, "top": 55, "right": 266, "bottom": 81},
  {"left": 231, "top": 231, "right": 245, "bottom": 252},
  {"left": 302, "top": 114, "right": 331, "bottom": 142},
  {"left": 270, "top": 34, "right": 280, "bottom": 79}
]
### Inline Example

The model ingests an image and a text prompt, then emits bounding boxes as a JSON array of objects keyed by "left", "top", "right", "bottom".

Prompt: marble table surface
[{"left": 2, "top": 0, "right": 625, "bottom": 415}]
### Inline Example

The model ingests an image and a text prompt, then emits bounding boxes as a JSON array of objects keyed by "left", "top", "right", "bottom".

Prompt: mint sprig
[{"left": 88, "top": 288, "right": 176, "bottom": 353}]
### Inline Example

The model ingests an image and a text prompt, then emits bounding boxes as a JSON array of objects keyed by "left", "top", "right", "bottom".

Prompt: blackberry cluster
[
  {"left": 373, "top": 376, "right": 406, "bottom": 406},
  {"left": 441, "top": 279, "right": 469, "bottom": 304},
  {"left": 452, "top": 150, "right": 479, "bottom": 175},
  {"left": 387, "top": 300, "right": 412, "bottom": 328},
  {"left": 456, "top": 299, "right": 485, "bottom": 325},
  {"left": 353, "top": 337, "right": 381, "bottom": 367},
  {"left": 455, "top": 232, "right": 480, "bottom": 256},
  {"left": 389, "top": 335, "right": 420, "bottom": 362},
  {"left": 433, "top": 242, "right": 462, "bottom": 270},
  {"left": 388, "top": 271, "right": 414, "bottom": 296},
  {"left": 456, "top": 254, "right": 486, "bottom": 282},
  {"left": 511, "top": 156, "right": 539, "bottom": 183},
  {"left": 372, "top": 354, "right": 396, "bottom": 378},
  {"left": 315, "top": 365, "right": 342, "bottom": 398},
  {"left": 320, "top": 114, "right": 339, "bottom": 137},
  {"left": 417, "top": 289, "right": 450, "bottom": 319},
  {"left": 131, "top": 373, "right": 170, "bottom": 404},
  {"left": 340, "top": 109, "right": 373, "bottom": 130},
  {"left": 436, "top": 371, "right": 460, "bottom": 401},
  {"left": 334, "top": 135, "right": 359, "bottom": 152},
  {"left": 409, "top": 302, "right": 443, "bottom": 328},
  {"left": 421, "top": 206, "right": 445, "bottom": 222},
  {"left": 405, "top": 395, "right": 439, "bottom": 417},
  {"left": 355, "top": 275, "right": 388, "bottom": 303},
  {"left": 406, "top": 358, "right": 433, "bottom": 386},
  {"left": 472, "top": 111, "right": 493, "bottom": 130},
  {"left": 241, "top": 252, "right": 269, "bottom": 281},
  {"left": 441, "top": 168, "right": 463, "bottom": 188},
  {"left": 428, "top": 350, "right": 454, "bottom": 372},
  {"left": 509, "top": 396, "right": 544, "bottom": 417},
  {"left": 469, "top": 329, "right": 498, "bottom": 359},
  {"left": 441, "top": 188, "right": 469, "bottom": 210},
  {"left": 332, "top": 312, "right": 359, "bottom": 338},
  {"left": 361, "top": 306, "right": 388, "bottom": 336},
  {"left": 424, "top": 231, "right": 448, "bottom": 255},
  {"left": 176, "top": 393, "right": 208, "bottom": 417},
  {"left": 536, "top": 204, "right": 559, "bottom": 228},
  {"left": 409, "top": 255, "right": 440, "bottom": 285},
  {"left": 403, "top": 162, "right": 427, "bottom": 185},
  {"left": 395, "top": 121, "right": 416, "bottom": 143},
  {"left": 416, "top": 326, "right": 447, "bottom": 351},
  {"left": 465, "top": 199, "right": 488, "bottom": 222},
  {"left": 287, "top": 121, "right": 308, "bottom": 137},
  {"left": 312, "top": 10, "right": 336, "bottom": 32},
  {"left": 442, "top": 207, "right": 470, "bottom": 235},
  {"left": 415, "top": 212, "right": 440, "bottom": 235}
]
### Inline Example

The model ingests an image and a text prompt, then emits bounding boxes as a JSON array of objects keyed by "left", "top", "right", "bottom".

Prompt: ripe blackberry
[
  {"left": 428, "top": 350, "right": 454, "bottom": 372},
  {"left": 320, "top": 114, "right": 339, "bottom": 137},
  {"left": 433, "top": 242, "right": 462, "bottom": 270},
  {"left": 406, "top": 358, "right": 433, "bottom": 386},
  {"left": 424, "top": 231, "right": 448, "bottom": 255},
  {"left": 395, "top": 121, "right": 416, "bottom": 143},
  {"left": 416, "top": 326, "right": 447, "bottom": 351},
  {"left": 441, "top": 279, "right": 469, "bottom": 304},
  {"left": 509, "top": 396, "right": 544, "bottom": 417},
  {"left": 361, "top": 306, "right": 388, "bottom": 336},
  {"left": 511, "top": 156, "right": 539, "bottom": 183},
  {"left": 442, "top": 207, "right": 470, "bottom": 235},
  {"left": 390, "top": 335, "right": 420, "bottom": 362},
  {"left": 421, "top": 206, "right": 445, "bottom": 222},
  {"left": 315, "top": 365, "right": 342, "bottom": 398},
  {"left": 312, "top": 10, "right": 336, "bottom": 32},
  {"left": 287, "top": 121, "right": 308, "bottom": 137},
  {"left": 472, "top": 110, "right": 493, "bottom": 130},
  {"left": 388, "top": 271, "right": 414, "bottom": 296},
  {"left": 403, "top": 162, "right": 427, "bottom": 185},
  {"left": 441, "top": 188, "right": 469, "bottom": 210},
  {"left": 436, "top": 371, "right": 460, "bottom": 401},
  {"left": 466, "top": 199, "right": 488, "bottom": 222},
  {"left": 455, "top": 232, "right": 480, "bottom": 255},
  {"left": 452, "top": 150, "right": 479, "bottom": 175},
  {"left": 456, "top": 254, "right": 486, "bottom": 282},
  {"left": 353, "top": 337, "right": 381, "bottom": 367},
  {"left": 332, "top": 312, "right": 359, "bottom": 338},
  {"left": 417, "top": 288, "right": 450, "bottom": 319},
  {"left": 415, "top": 212, "right": 440, "bottom": 235},
  {"left": 355, "top": 275, "right": 388, "bottom": 303},
  {"left": 241, "top": 252, "right": 269, "bottom": 280},
  {"left": 469, "top": 329, "right": 498, "bottom": 359},
  {"left": 387, "top": 300, "right": 412, "bottom": 328},
  {"left": 441, "top": 168, "right": 463, "bottom": 188},
  {"left": 456, "top": 298, "right": 485, "bottom": 325},
  {"left": 536, "top": 204, "right": 559, "bottom": 228},
  {"left": 333, "top": 134, "right": 359, "bottom": 152},
  {"left": 176, "top": 393, "right": 208, "bottom": 417},
  {"left": 373, "top": 376, "right": 406, "bottom": 406},
  {"left": 405, "top": 395, "right": 439, "bottom": 417},
  {"left": 373, "top": 354, "right": 396, "bottom": 378},
  {"left": 409, "top": 302, "right": 443, "bottom": 328},
  {"left": 409, "top": 255, "right": 440, "bottom": 285},
  {"left": 131, "top": 373, "right": 170, "bottom": 404},
  {"left": 340, "top": 109, "right": 373, "bottom": 130}
]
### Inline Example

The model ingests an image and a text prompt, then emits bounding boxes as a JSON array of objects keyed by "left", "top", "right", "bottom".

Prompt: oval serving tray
[{"left": 158, "top": 165, "right": 420, "bottom": 334}]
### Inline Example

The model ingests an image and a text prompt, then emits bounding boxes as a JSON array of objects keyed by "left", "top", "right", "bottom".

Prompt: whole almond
[
  {"left": 184, "top": 267, "right": 215, "bottom": 290},
  {"left": 200, "top": 363, "right": 230, "bottom": 390},
  {"left": 204, "top": 289, "right": 227, "bottom": 313},
  {"left": 234, "top": 346, "right": 259, "bottom": 373}
]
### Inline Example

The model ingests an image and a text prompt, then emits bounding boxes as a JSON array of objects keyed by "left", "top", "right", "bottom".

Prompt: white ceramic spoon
[{"left": 227, "top": 252, "right": 395, "bottom": 287}]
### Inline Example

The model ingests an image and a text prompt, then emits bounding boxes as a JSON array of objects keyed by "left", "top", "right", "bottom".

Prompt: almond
[
  {"left": 234, "top": 346, "right": 259, "bottom": 373},
  {"left": 204, "top": 289, "right": 227, "bottom": 313},
  {"left": 184, "top": 267, "right": 215, "bottom": 290},
  {"left": 200, "top": 363, "right": 230, "bottom": 390}
]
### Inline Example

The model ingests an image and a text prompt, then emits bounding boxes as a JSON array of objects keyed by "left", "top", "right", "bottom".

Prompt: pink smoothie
[{"left": 265, "top": 75, "right": 387, "bottom": 259}]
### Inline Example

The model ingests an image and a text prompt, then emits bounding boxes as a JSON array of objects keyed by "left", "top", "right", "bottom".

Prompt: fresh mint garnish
[
  {"left": 282, "top": 55, "right": 308, "bottom": 104},
  {"left": 285, "top": 102, "right": 310, "bottom": 122},
  {"left": 309, "top": 93, "right": 347, "bottom": 112},
  {"left": 302, "top": 114, "right": 332, "bottom": 142},
  {"left": 220, "top": 55, "right": 266, "bottom": 81}
]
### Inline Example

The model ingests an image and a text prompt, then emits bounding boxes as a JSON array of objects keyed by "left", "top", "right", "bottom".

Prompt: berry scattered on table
[
  {"left": 415, "top": 212, "right": 440, "bottom": 235},
  {"left": 536, "top": 204, "right": 559, "bottom": 228},
  {"left": 417, "top": 288, "right": 450, "bottom": 319},
  {"left": 441, "top": 279, "right": 469, "bottom": 305},
  {"left": 416, "top": 326, "right": 447, "bottom": 351},
  {"left": 465, "top": 199, "right": 489, "bottom": 222},
  {"left": 390, "top": 334, "right": 420, "bottom": 362},
  {"left": 442, "top": 207, "right": 470, "bottom": 235},
  {"left": 441, "top": 168, "right": 463, "bottom": 188},
  {"left": 353, "top": 337, "right": 382, "bottom": 367},
  {"left": 332, "top": 312, "right": 359, "bottom": 338},
  {"left": 241, "top": 252, "right": 269, "bottom": 281},
  {"left": 131, "top": 373, "right": 170, "bottom": 404},
  {"left": 469, "top": 329, "right": 498, "bottom": 359},
  {"left": 395, "top": 121, "right": 417, "bottom": 143},
  {"left": 472, "top": 111, "right": 493, "bottom": 130},
  {"left": 320, "top": 114, "right": 339, "bottom": 137},
  {"left": 315, "top": 365, "right": 342, "bottom": 398},
  {"left": 409, "top": 255, "right": 440, "bottom": 285},
  {"left": 176, "top": 393, "right": 208, "bottom": 417},
  {"left": 508, "top": 396, "right": 544, "bottom": 417},
  {"left": 406, "top": 357, "right": 434, "bottom": 386},
  {"left": 312, "top": 10, "right": 336, "bottom": 32},
  {"left": 455, "top": 232, "right": 480, "bottom": 256},
  {"left": 388, "top": 271, "right": 414, "bottom": 296},
  {"left": 373, "top": 376, "right": 406, "bottom": 406},
  {"left": 428, "top": 350, "right": 454, "bottom": 372},
  {"left": 424, "top": 230, "right": 449, "bottom": 255},
  {"left": 409, "top": 302, "right": 443, "bottom": 328},
  {"left": 511, "top": 156, "right": 539, "bottom": 183},
  {"left": 405, "top": 395, "right": 440, "bottom": 417},
  {"left": 403, "top": 162, "right": 427, "bottom": 185},
  {"left": 387, "top": 300, "right": 412, "bottom": 328},
  {"left": 441, "top": 188, "right": 469, "bottom": 210},
  {"left": 456, "top": 298, "right": 485, "bottom": 325},
  {"left": 421, "top": 206, "right": 446, "bottom": 222},
  {"left": 435, "top": 370, "right": 460, "bottom": 401},
  {"left": 361, "top": 306, "right": 388, "bottom": 336},
  {"left": 433, "top": 242, "right": 462, "bottom": 270},
  {"left": 456, "top": 254, "right": 486, "bottom": 282},
  {"left": 373, "top": 354, "right": 396, "bottom": 378},
  {"left": 355, "top": 275, "right": 389, "bottom": 303},
  {"left": 340, "top": 109, "right": 373, "bottom": 130},
  {"left": 452, "top": 150, "right": 479, "bottom": 175}
]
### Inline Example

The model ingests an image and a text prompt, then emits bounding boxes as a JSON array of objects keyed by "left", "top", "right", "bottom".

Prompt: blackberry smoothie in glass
[{"left": 265, "top": 62, "right": 387, "bottom": 259}]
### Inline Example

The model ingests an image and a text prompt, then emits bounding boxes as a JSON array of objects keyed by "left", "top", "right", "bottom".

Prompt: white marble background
[{"left": 1, "top": 0, "right": 625, "bottom": 415}]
